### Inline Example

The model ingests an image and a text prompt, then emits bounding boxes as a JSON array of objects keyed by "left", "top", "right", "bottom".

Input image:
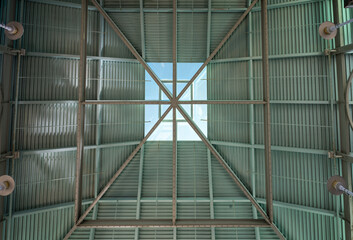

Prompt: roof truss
[{"left": 63, "top": 0, "right": 286, "bottom": 239}]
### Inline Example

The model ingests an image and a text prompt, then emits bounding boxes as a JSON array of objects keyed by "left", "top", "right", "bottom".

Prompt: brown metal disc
[
  {"left": 327, "top": 175, "right": 347, "bottom": 195},
  {"left": 0, "top": 175, "right": 15, "bottom": 196},
  {"left": 319, "top": 21, "right": 337, "bottom": 40},
  {"left": 4, "top": 21, "right": 24, "bottom": 40}
]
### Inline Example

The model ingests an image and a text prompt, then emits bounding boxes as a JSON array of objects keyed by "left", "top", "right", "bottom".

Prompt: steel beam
[
  {"left": 78, "top": 219, "right": 271, "bottom": 228},
  {"left": 176, "top": 106, "right": 285, "bottom": 239},
  {"left": 139, "top": 0, "right": 145, "bottom": 59},
  {"left": 74, "top": 0, "right": 88, "bottom": 223},
  {"left": 178, "top": 100, "right": 265, "bottom": 105},
  {"left": 333, "top": 0, "right": 353, "bottom": 238},
  {"left": 207, "top": 150, "right": 216, "bottom": 240},
  {"left": 261, "top": 0, "right": 274, "bottom": 224},
  {"left": 176, "top": 0, "right": 258, "bottom": 100},
  {"left": 172, "top": 0, "right": 177, "bottom": 227},
  {"left": 63, "top": 105, "right": 173, "bottom": 240},
  {"left": 176, "top": 105, "right": 269, "bottom": 220},
  {"left": 89, "top": 1, "right": 105, "bottom": 238},
  {"left": 83, "top": 100, "right": 171, "bottom": 105},
  {"left": 91, "top": 0, "right": 173, "bottom": 100},
  {"left": 134, "top": 146, "right": 144, "bottom": 240}
]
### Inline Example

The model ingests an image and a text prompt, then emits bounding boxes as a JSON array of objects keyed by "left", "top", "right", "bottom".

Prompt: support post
[
  {"left": 134, "top": 146, "right": 144, "bottom": 240},
  {"left": 261, "top": 0, "right": 273, "bottom": 223},
  {"left": 207, "top": 150, "right": 216, "bottom": 240},
  {"left": 89, "top": 0, "right": 104, "bottom": 238},
  {"left": 333, "top": 0, "right": 353, "bottom": 238},
  {"left": 75, "top": 0, "right": 88, "bottom": 223}
]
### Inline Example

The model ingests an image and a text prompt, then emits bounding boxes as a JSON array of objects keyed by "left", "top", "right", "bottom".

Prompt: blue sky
[{"left": 145, "top": 63, "right": 207, "bottom": 140}]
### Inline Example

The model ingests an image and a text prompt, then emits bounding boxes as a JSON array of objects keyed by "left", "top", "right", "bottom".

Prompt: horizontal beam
[
  {"left": 20, "top": 141, "right": 140, "bottom": 155},
  {"left": 211, "top": 52, "right": 323, "bottom": 63},
  {"left": 332, "top": 43, "right": 353, "bottom": 54},
  {"left": 11, "top": 100, "right": 334, "bottom": 105},
  {"left": 211, "top": 140, "right": 329, "bottom": 155},
  {"left": 11, "top": 197, "right": 338, "bottom": 218},
  {"left": 26, "top": 52, "right": 138, "bottom": 62},
  {"left": 28, "top": 0, "right": 325, "bottom": 13},
  {"left": 78, "top": 219, "right": 270, "bottom": 228},
  {"left": 83, "top": 100, "right": 171, "bottom": 105},
  {"left": 178, "top": 100, "right": 265, "bottom": 105}
]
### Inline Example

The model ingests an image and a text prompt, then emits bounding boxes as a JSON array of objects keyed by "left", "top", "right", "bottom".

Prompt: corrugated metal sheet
[
  {"left": 177, "top": 13, "right": 208, "bottom": 62},
  {"left": 144, "top": 13, "right": 173, "bottom": 62}
]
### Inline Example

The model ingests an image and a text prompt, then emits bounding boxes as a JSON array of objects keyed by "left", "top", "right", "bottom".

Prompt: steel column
[
  {"left": 176, "top": 0, "right": 258, "bottom": 100},
  {"left": 261, "top": 0, "right": 274, "bottom": 224},
  {"left": 91, "top": 0, "right": 172, "bottom": 100},
  {"left": 134, "top": 146, "right": 144, "bottom": 240},
  {"left": 74, "top": 0, "right": 88, "bottom": 223},
  {"left": 172, "top": 0, "right": 177, "bottom": 227},
  {"left": 63, "top": 106, "right": 173, "bottom": 240},
  {"left": 207, "top": 150, "right": 216, "bottom": 240},
  {"left": 89, "top": 0, "right": 105, "bottom": 238},
  {"left": 333, "top": 0, "right": 353, "bottom": 238},
  {"left": 139, "top": 0, "right": 145, "bottom": 59}
]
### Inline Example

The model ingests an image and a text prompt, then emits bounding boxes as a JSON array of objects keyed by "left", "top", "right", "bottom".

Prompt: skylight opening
[{"left": 145, "top": 63, "right": 207, "bottom": 141}]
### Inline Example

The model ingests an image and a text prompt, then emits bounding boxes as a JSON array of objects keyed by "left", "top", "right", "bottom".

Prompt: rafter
[
  {"left": 63, "top": 106, "right": 173, "bottom": 240},
  {"left": 91, "top": 0, "right": 173, "bottom": 100},
  {"left": 176, "top": 0, "right": 258, "bottom": 100}
]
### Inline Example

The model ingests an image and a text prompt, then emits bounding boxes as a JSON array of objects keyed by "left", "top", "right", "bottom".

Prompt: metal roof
[{"left": 0, "top": 0, "right": 353, "bottom": 239}]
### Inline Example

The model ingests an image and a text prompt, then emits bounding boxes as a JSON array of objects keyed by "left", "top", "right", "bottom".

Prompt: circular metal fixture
[
  {"left": 319, "top": 21, "right": 337, "bottom": 40},
  {"left": 0, "top": 175, "right": 15, "bottom": 196},
  {"left": 327, "top": 175, "right": 347, "bottom": 195},
  {"left": 4, "top": 21, "right": 24, "bottom": 40}
]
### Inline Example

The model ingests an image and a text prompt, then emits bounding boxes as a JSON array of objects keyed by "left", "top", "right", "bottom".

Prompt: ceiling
[{"left": 0, "top": 0, "right": 353, "bottom": 239}]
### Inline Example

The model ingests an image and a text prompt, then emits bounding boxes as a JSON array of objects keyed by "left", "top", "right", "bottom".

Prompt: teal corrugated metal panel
[
  {"left": 254, "top": 104, "right": 332, "bottom": 149},
  {"left": 251, "top": 2, "right": 330, "bottom": 56},
  {"left": 214, "top": 228, "right": 256, "bottom": 240},
  {"left": 177, "top": 13, "right": 207, "bottom": 62},
  {"left": 101, "top": 61, "right": 145, "bottom": 100},
  {"left": 104, "top": 13, "right": 142, "bottom": 57},
  {"left": 12, "top": 207, "right": 75, "bottom": 240},
  {"left": 139, "top": 229, "right": 174, "bottom": 240},
  {"left": 99, "top": 145, "right": 138, "bottom": 192},
  {"left": 100, "top": 105, "right": 144, "bottom": 144},
  {"left": 213, "top": 18, "right": 249, "bottom": 60},
  {"left": 258, "top": 228, "right": 280, "bottom": 239},
  {"left": 140, "top": 202, "right": 173, "bottom": 218},
  {"left": 342, "top": 1, "right": 353, "bottom": 46},
  {"left": 104, "top": 0, "right": 140, "bottom": 8},
  {"left": 22, "top": 2, "right": 99, "bottom": 56},
  {"left": 214, "top": 145, "right": 251, "bottom": 189},
  {"left": 94, "top": 229, "right": 135, "bottom": 240},
  {"left": 16, "top": 104, "right": 96, "bottom": 150},
  {"left": 177, "top": 202, "right": 211, "bottom": 218},
  {"left": 255, "top": 150, "right": 339, "bottom": 211},
  {"left": 211, "top": 155, "right": 247, "bottom": 197},
  {"left": 211, "top": 0, "right": 247, "bottom": 8},
  {"left": 208, "top": 62, "right": 249, "bottom": 100},
  {"left": 274, "top": 206, "right": 338, "bottom": 240},
  {"left": 97, "top": 202, "right": 137, "bottom": 219},
  {"left": 262, "top": 57, "right": 329, "bottom": 102},
  {"left": 214, "top": 202, "right": 254, "bottom": 219},
  {"left": 177, "top": 142, "right": 209, "bottom": 198},
  {"left": 19, "top": 57, "right": 98, "bottom": 101},
  {"left": 178, "top": 0, "right": 208, "bottom": 8},
  {"left": 144, "top": 0, "right": 173, "bottom": 8},
  {"left": 207, "top": 105, "right": 250, "bottom": 142},
  {"left": 177, "top": 229, "right": 212, "bottom": 240},
  {"left": 210, "top": 13, "right": 244, "bottom": 54},
  {"left": 144, "top": 13, "right": 173, "bottom": 62},
  {"left": 13, "top": 150, "right": 95, "bottom": 211},
  {"left": 344, "top": 55, "right": 353, "bottom": 151},
  {"left": 142, "top": 141, "right": 173, "bottom": 197},
  {"left": 104, "top": 150, "right": 140, "bottom": 197}
]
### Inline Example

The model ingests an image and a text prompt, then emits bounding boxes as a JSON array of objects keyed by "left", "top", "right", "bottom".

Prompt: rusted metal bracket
[{"left": 0, "top": 45, "right": 25, "bottom": 56}]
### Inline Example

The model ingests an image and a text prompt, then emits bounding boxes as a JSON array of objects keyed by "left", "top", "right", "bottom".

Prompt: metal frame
[{"left": 63, "top": 0, "right": 286, "bottom": 239}]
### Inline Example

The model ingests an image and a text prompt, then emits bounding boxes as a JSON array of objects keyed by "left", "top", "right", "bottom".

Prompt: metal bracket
[
  {"left": 0, "top": 152, "right": 20, "bottom": 162},
  {"left": 328, "top": 151, "right": 342, "bottom": 159},
  {"left": 0, "top": 45, "right": 25, "bottom": 56}
]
